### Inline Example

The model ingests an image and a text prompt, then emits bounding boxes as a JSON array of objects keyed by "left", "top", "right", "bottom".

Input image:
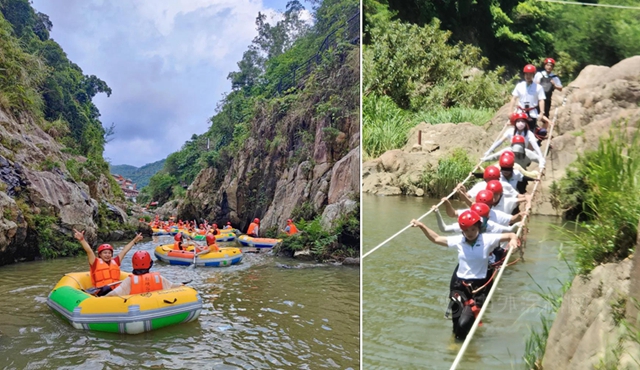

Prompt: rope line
[
  {"left": 449, "top": 104, "right": 560, "bottom": 369},
  {"left": 362, "top": 120, "right": 510, "bottom": 259},
  {"left": 536, "top": 0, "right": 640, "bottom": 9}
]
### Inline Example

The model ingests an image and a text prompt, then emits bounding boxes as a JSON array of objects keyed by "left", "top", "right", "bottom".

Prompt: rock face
[
  {"left": 179, "top": 50, "right": 359, "bottom": 233},
  {"left": 542, "top": 222, "right": 640, "bottom": 369},
  {"left": 0, "top": 105, "right": 127, "bottom": 265},
  {"left": 363, "top": 56, "right": 640, "bottom": 215}
]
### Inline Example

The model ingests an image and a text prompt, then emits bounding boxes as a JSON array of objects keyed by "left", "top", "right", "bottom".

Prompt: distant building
[{"left": 112, "top": 174, "right": 139, "bottom": 202}]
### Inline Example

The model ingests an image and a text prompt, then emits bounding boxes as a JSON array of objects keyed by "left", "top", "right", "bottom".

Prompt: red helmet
[
  {"left": 174, "top": 233, "right": 182, "bottom": 242},
  {"left": 511, "top": 135, "right": 526, "bottom": 145},
  {"left": 544, "top": 58, "right": 555, "bottom": 65},
  {"left": 287, "top": 219, "right": 292, "bottom": 223},
  {"left": 253, "top": 218, "right": 260, "bottom": 224},
  {"left": 510, "top": 112, "right": 528, "bottom": 125},
  {"left": 486, "top": 180, "right": 503, "bottom": 195},
  {"left": 132, "top": 250, "right": 152, "bottom": 270},
  {"left": 483, "top": 166, "right": 501, "bottom": 181},
  {"left": 471, "top": 203, "right": 491, "bottom": 218},
  {"left": 97, "top": 244, "right": 113, "bottom": 254},
  {"left": 458, "top": 210, "right": 481, "bottom": 231},
  {"left": 226, "top": 222, "right": 231, "bottom": 225},
  {"left": 499, "top": 153, "right": 515, "bottom": 169},
  {"left": 476, "top": 190, "right": 494, "bottom": 206},
  {"left": 523, "top": 64, "right": 536, "bottom": 73},
  {"left": 206, "top": 234, "right": 216, "bottom": 246}
]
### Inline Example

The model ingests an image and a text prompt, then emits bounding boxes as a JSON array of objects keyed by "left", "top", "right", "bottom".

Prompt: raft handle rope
[
  {"left": 362, "top": 120, "right": 511, "bottom": 259},
  {"left": 449, "top": 94, "right": 563, "bottom": 370}
]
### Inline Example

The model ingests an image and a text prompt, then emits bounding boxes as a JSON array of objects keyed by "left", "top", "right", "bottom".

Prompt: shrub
[{"left": 422, "top": 148, "right": 476, "bottom": 197}]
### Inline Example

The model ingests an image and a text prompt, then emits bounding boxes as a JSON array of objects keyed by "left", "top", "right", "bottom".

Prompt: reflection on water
[
  {"left": 0, "top": 238, "right": 359, "bottom": 369},
  {"left": 363, "top": 194, "right": 574, "bottom": 370}
]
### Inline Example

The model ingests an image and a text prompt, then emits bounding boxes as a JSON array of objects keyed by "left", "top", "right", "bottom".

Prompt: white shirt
[
  {"left": 500, "top": 170, "right": 524, "bottom": 191},
  {"left": 504, "top": 130, "right": 545, "bottom": 167},
  {"left": 456, "top": 208, "right": 512, "bottom": 226},
  {"left": 106, "top": 274, "right": 182, "bottom": 296},
  {"left": 512, "top": 81, "right": 546, "bottom": 118},
  {"left": 447, "top": 233, "right": 503, "bottom": 279},
  {"left": 533, "top": 71, "right": 562, "bottom": 88},
  {"left": 493, "top": 194, "right": 519, "bottom": 214}
]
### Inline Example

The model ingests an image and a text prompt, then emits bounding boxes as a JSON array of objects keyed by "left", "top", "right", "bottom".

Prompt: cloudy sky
[{"left": 31, "top": 0, "right": 304, "bottom": 167}]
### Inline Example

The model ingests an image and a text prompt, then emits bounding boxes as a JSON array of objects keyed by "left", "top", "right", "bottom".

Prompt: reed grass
[{"left": 421, "top": 148, "right": 475, "bottom": 197}]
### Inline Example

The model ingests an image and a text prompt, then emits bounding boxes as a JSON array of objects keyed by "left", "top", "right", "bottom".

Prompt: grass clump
[
  {"left": 362, "top": 94, "right": 413, "bottom": 160},
  {"left": 421, "top": 148, "right": 475, "bottom": 197},
  {"left": 552, "top": 124, "right": 640, "bottom": 274}
]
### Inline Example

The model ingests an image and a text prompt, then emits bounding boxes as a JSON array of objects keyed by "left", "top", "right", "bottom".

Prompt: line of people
[{"left": 409, "top": 59, "right": 559, "bottom": 339}]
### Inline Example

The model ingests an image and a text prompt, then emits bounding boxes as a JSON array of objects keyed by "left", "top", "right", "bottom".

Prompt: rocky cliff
[
  {"left": 363, "top": 56, "right": 640, "bottom": 215},
  {"left": 178, "top": 49, "right": 360, "bottom": 233},
  {"left": 0, "top": 107, "right": 136, "bottom": 265},
  {"left": 541, "top": 221, "right": 640, "bottom": 369}
]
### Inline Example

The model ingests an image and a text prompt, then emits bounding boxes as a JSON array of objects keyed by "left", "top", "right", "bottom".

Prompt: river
[
  {"left": 0, "top": 238, "right": 359, "bottom": 369},
  {"left": 362, "top": 194, "right": 574, "bottom": 370}
]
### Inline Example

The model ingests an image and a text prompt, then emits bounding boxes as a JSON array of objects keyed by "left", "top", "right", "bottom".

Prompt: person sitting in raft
[
  {"left": 210, "top": 223, "right": 221, "bottom": 236},
  {"left": 199, "top": 233, "right": 220, "bottom": 253},
  {"left": 441, "top": 190, "right": 527, "bottom": 226},
  {"left": 433, "top": 203, "right": 521, "bottom": 234},
  {"left": 106, "top": 251, "right": 183, "bottom": 296},
  {"left": 173, "top": 233, "right": 195, "bottom": 251},
  {"left": 410, "top": 211, "right": 519, "bottom": 338},
  {"left": 485, "top": 113, "right": 545, "bottom": 168},
  {"left": 73, "top": 229, "right": 143, "bottom": 297},
  {"left": 247, "top": 218, "right": 260, "bottom": 237},
  {"left": 482, "top": 135, "right": 544, "bottom": 170},
  {"left": 283, "top": 219, "right": 299, "bottom": 236},
  {"left": 223, "top": 222, "right": 233, "bottom": 230}
]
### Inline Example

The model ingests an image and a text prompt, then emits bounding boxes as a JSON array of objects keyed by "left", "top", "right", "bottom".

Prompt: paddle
[{"left": 83, "top": 280, "right": 124, "bottom": 295}]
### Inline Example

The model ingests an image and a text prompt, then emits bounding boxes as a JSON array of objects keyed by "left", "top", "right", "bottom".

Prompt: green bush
[
  {"left": 422, "top": 148, "right": 476, "bottom": 197},
  {"left": 362, "top": 94, "right": 414, "bottom": 159},
  {"left": 554, "top": 125, "right": 640, "bottom": 274}
]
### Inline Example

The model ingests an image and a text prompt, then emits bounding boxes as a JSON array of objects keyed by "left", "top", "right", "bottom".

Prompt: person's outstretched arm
[
  {"left": 74, "top": 229, "right": 96, "bottom": 266},
  {"left": 118, "top": 233, "right": 144, "bottom": 261},
  {"left": 410, "top": 219, "right": 448, "bottom": 247}
]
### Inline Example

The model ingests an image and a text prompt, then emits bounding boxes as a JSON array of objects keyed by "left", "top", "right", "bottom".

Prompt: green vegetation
[
  {"left": 523, "top": 253, "right": 576, "bottom": 369},
  {"left": 144, "top": 0, "right": 359, "bottom": 207},
  {"left": 110, "top": 159, "right": 166, "bottom": 189},
  {"left": 421, "top": 148, "right": 476, "bottom": 197},
  {"left": 551, "top": 125, "right": 640, "bottom": 274},
  {"left": 362, "top": 0, "right": 640, "bottom": 159},
  {"left": 275, "top": 203, "right": 359, "bottom": 261}
]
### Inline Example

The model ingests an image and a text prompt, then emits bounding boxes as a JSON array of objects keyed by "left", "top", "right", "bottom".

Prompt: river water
[
  {"left": 362, "top": 194, "right": 574, "bottom": 370},
  {"left": 0, "top": 238, "right": 359, "bottom": 369}
]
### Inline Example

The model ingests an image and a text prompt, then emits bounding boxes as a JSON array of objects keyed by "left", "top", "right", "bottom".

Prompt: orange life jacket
[
  {"left": 247, "top": 222, "right": 259, "bottom": 236},
  {"left": 91, "top": 258, "right": 121, "bottom": 288},
  {"left": 173, "top": 241, "right": 183, "bottom": 251},
  {"left": 287, "top": 223, "right": 299, "bottom": 235},
  {"left": 129, "top": 272, "right": 164, "bottom": 294},
  {"left": 212, "top": 228, "right": 220, "bottom": 235}
]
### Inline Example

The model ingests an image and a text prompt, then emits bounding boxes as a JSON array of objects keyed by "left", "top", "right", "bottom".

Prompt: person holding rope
[
  {"left": 508, "top": 64, "right": 551, "bottom": 145},
  {"left": 433, "top": 202, "right": 521, "bottom": 234},
  {"left": 482, "top": 135, "right": 544, "bottom": 171},
  {"left": 485, "top": 113, "right": 546, "bottom": 167},
  {"left": 496, "top": 153, "right": 540, "bottom": 195},
  {"left": 410, "top": 210, "right": 519, "bottom": 339},
  {"left": 441, "top": 190, "right": 527, "bottom": 226}
]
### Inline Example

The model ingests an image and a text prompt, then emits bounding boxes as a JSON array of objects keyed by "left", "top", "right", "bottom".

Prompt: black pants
[{"left": 544, "top": 98, "right": 552, "bottom": 118}]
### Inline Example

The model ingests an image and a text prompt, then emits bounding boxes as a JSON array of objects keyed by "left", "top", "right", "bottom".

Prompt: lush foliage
[
  {"left": 552, "top": 125, "right": 640, "bottom": 274},
  {"left": 0, "top": 0, "right": 113, "bottom": 180},
  {"left": 110, "top": 159, "right": 165, "bottom": 189},
  {"left": 365, "top": 0, "right": 640, "bottom": 75},
  {"left": 275, "top": 203, "right": 359, "bottom": 261},
  {"left": 146, "top": 0, "right": 359, "bottom": 206},
  {"left": 421, "top": 148, "right": 476, "bottom": 197}
]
